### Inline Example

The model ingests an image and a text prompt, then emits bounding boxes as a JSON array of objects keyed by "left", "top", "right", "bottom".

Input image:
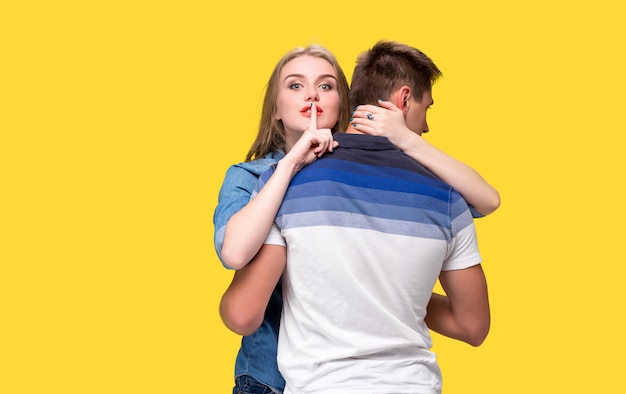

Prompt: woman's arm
[
  {"left": 352, "top": 100, "right": 500, "bottom": 216},
  {"left": 219, "top": 244, "right": 286, "bottom": 335},
  {"left": 220, "top": 126, "right": 336, "bottom": 269}
]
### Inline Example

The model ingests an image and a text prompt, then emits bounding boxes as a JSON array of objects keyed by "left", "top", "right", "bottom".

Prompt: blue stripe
[
  {"left": 290, "top": 159, "right": 452, "bottom": 202},
  {"left": 286, "top": 180, "right": 450, "bottom": 212},
  {"left": 276, "top": 211, "right": 452, "bottom": 241},
  {"left": 450, "top": 198, "right": 474, "bottom": 233},
  {"left": 278, "top": 191, "right": 451, "bottom": 228}
]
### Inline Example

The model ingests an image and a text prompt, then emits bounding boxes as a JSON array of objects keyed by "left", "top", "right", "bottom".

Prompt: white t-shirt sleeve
[
  {"left": 264, "top": 223, "right": 286, "bottom": 247},
  {"left": 442, "top": 222, "right": 482, "bottom": 271}
]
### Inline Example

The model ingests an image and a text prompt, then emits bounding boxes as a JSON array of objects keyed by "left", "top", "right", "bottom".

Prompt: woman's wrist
[
  {"left": 275, "top": 156, "right": 301, "bottom": 178},
  {"left": 396, "top": 131, "right": 425, "bottom": 158}
]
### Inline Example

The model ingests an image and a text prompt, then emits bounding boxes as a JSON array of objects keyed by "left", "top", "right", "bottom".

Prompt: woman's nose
[{"left": 305, "top": 87, "right": 319, "bottom": 102}]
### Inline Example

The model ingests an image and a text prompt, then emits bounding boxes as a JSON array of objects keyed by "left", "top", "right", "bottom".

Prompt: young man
[{"left": 222, "top": 40, "right": 490, "bottom": 394}]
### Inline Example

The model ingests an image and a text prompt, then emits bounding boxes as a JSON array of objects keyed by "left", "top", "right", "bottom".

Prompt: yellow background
[{"left": 1, "top": 0, "right": 624, "bottom": 392}]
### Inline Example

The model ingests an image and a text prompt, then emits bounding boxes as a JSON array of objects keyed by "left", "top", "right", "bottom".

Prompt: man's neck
[{"left": 344, "top": 125, "right": 364, "bottom": 135}]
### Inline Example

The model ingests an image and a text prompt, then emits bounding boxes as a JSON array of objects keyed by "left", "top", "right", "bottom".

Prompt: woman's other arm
[{"left": 352, "top": 100, "right": 500, "bottom": 216}]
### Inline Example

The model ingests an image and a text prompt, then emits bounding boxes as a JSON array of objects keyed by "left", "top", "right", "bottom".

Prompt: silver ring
[{"left": 366, "top": 113, "right": 374, "bottom": 120}]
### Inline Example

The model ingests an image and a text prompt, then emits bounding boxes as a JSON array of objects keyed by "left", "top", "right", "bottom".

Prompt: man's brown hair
[{"left": 349, "top": 40, "right": 442, "bottom": 109}]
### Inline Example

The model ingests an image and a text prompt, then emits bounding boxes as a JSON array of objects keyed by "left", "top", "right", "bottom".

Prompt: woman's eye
[
  {"left": 289, "top": 83, "right": 303, "bottom": 89},
  {"left": 320, "top": 83, "right": 332, "bottom": 90}
]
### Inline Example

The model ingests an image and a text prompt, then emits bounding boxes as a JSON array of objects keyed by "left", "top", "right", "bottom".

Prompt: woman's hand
[
  {"left": 283, "top": 104, "right": 338, "bottom": 172},
  {"left": 351, "top": 99, "right": 415, "bottom": 148}
]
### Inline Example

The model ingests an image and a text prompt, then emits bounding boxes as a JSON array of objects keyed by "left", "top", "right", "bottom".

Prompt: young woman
[
  {"left": 214, "top": 45, "right": 350, "bottom": 394},
  {"left": 214, "top": 45, "right": 500, "bottom": 394}
]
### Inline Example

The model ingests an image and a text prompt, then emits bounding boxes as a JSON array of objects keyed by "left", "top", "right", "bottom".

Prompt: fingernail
[{"left": 349, "top": 117, "right": 353, "bottom": 122}]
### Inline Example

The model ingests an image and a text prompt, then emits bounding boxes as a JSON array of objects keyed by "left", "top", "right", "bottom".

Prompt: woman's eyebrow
[
  {"left": 283, "top": 74, "right": 337, "bottom": 82},
  {"left": 283, "top": 73, "right": 304, "bottom": 82}
]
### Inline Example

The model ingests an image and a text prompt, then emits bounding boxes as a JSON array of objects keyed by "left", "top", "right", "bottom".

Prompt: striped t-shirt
[{"left": 258, "top": 133, "right": 481, "bottom": 394}]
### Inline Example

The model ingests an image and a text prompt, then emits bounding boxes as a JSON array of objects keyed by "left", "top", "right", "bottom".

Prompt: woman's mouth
[{"left": 301, "top": 105, "right": 323, "bottom": 116}]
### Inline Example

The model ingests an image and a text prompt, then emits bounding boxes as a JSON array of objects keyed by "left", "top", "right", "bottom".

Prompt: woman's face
[{"left": 274, "top": 55, "right": 341, "bottom": 138}]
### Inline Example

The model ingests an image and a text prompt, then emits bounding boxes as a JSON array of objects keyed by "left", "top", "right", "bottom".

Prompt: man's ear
[{"left": 397, "top": 86, "right": 411, "bottom": 112}]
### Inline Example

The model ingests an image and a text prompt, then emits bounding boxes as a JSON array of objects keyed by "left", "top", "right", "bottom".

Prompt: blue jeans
[{"left": 233, "top": 374, "right": 282, "bottom": 394}]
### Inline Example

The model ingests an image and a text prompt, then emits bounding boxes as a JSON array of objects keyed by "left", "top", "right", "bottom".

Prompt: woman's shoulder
[{"left": 228, "top": 151, "right": 285, "bottom": 177}]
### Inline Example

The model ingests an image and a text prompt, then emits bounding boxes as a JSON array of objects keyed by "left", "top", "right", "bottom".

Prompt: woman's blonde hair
[{"left": 246, "top": 45, "right": 350, "bottom": 161}]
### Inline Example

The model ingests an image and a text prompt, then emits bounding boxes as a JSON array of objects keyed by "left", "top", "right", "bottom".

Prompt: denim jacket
[{"left": 213, "top": 151, "right": 286, "bottom": 391}]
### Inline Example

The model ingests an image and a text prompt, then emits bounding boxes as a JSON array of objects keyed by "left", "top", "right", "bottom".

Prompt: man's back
[{"left": 263, "top": 133, "right": 481, "bottom": 394}]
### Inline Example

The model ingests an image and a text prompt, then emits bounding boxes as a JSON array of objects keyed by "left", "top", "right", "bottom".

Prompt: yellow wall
[{"left": 2, "top": 0, "right": 625, "bottom": 392}]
